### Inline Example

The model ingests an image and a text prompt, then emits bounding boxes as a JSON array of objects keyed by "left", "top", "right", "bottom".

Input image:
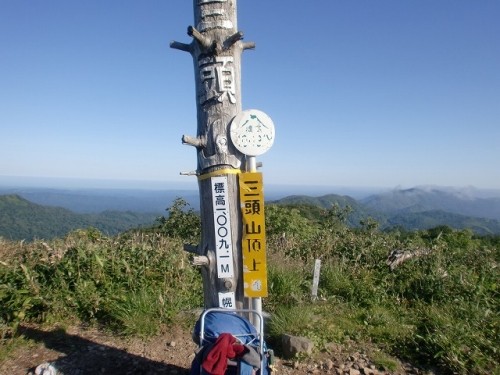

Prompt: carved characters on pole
[
  {"left": 171, "top": 0, "right": 256, "bottom": 309},
  {"left": 199, "top": 56, "right": 236, "bottom": 106},
  {"left": 197, "top": 0, "right": 233, "bottom": 32},
  {"left": 171, "top": 0, "right": 255, "bottom": 173}
]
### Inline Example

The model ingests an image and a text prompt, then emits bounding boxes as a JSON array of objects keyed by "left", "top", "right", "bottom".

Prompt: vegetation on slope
[
  {"left": 361, "top": 187, "right": 500, "bottom": 220},
  {"left": 0, "top": 194, "right": 158, "bottom": 241},
  {"left": 1, "top": 199, "right": 498, "bottom": 374},
  {"left": 272, "top": 193, "right": 500, "bottom": 235}
]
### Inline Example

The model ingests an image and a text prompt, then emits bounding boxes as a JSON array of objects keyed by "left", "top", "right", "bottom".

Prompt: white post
[
  {"left": 312, "top": 259, "right": 321, "bottom": 300},
  {"left": 247, "top": 156, "right": 257, "bottom": 173}
]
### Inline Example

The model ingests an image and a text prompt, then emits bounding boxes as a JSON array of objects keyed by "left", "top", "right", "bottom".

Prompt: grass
[
  {"left": 0, "top": 229, "right": 202, "bottom": 339},
  {"left": 0, "top": 334, "right": 36, "bottom": 363},
  {"left": 106, "top": 289, "right": 166, "bottom": 337},
  {"left": 1, "top": 204, "right": 499, "bottom": 374},
  {"left": 262, "top": 221, "right": 499, "bottom": 374},
  {"left": 371, "top": 351, "right": 399, "bottom": 372}
]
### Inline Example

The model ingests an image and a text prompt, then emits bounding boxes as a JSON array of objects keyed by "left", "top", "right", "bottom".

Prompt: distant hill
[
  {"left": 3, "top": 185, "right": 500, "bottom": 240},
  {"left": 385, "top": 210, "right": 500, "bottom": 235},
  {"left": 0, "top": 187, "right": 199, "bottom": 214},
  {"left": 273, "top": 194, "right": 359, "bottom": 208},
  {"left": 361, "top": 187, "right": 500, "bottom": 220},
  {"left": 0, "top": 195, "right": 158, "bottom": 241},
  {"left": 271, "top": 194, "right": 384, "bottom": 227},
  {"left": 271, "top": 188, "right": 500, "bottom": 235}
]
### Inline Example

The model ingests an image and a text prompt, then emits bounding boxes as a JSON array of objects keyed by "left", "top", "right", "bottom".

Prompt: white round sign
[{"left": 230, "top": 109, "right": 275, "bottom": 156}]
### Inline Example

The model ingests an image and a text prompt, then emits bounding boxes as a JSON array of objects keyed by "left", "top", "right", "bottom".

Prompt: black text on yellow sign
[{"left": 239, "top": 172, "right": 268, "bottom": 298}]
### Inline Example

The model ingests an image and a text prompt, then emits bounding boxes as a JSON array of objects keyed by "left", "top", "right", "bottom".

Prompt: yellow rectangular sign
[{"left": 239, "top": 172, "right": 268, "bottom": 297}]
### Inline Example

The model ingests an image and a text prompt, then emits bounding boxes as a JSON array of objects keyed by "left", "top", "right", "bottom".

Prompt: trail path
[{"left": 1, "top": 324, "right": 425, "bottom": 375}]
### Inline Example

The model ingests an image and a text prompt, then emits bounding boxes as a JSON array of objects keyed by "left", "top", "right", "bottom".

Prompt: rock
[
  {"left": 306, "top": 364, "right": 315, "bottom": 371},
  {"left": 324, "top": 359, "right": 334, "bottom": 370},
  {"left": 34, "top": 363, "right": 60, "bottom": 375},
  {"left": 349, "top": 369, "right": 361, "bottom": 375},
  {"left": 282, "top": 334, "right": 314, "bottom": 358}
]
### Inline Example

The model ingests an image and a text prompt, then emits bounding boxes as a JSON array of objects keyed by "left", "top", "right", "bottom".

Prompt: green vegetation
[
  {"left": 0, "top": 221, "right": 202, "bottom": 339},
  {"left": 0, "top": 194, "right": 158, "bottom": 241},
  {"left": 1, "top": 199, "right": 498, "bottom": 374},
  {"left": 272, "top": 193, "right": 500, "bottom": 235},
  {"left": 3, "top": 189, "right": 500, "bottom": 242}
]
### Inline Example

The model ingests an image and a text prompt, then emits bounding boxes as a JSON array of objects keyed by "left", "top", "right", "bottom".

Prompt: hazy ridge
[
  {"left": 0, "top": 195, "right": 158, "bottom": 241},
  {"left": 271, "top": 186, "right": 500, "bottom": 235},
  {"left": 1, "top": 185, "right": 500, "bottom": 240},
  {"left": 0, "top": 187, "right": 199, "bottom": 214}
]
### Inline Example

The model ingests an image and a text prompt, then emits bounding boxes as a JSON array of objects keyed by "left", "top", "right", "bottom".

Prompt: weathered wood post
[{"left": 171, "top": 0, "right": 255, "bottom": 310}]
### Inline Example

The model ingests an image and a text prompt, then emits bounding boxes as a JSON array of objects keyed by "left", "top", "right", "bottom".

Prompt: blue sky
[{"left": 1, "top": 0, "right": 499, "bottom": 190}]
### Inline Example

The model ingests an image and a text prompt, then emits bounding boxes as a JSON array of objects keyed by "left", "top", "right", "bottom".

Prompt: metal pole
[{"left": 245, "top": 155, "right": 262, "bottom": 325}]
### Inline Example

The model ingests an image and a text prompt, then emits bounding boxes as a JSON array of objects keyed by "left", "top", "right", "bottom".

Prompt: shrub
[{"left": 0, "top": 229, "right": 202, "bottom": 336}]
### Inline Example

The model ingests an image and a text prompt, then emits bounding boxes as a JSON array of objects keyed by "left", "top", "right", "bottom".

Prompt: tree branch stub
[
  {"left": 170, "top": 40, "right": 192, "bottom": 53},
  {"left": 187, "top": 26, "right": 214, "bottom": 51},
  {"left": 182, "top": 135, "right": 206, "bottom": 148},
  {"left": 192, "top": 255, "right": 210, "bottom": 267},
  {"left": 183, "top": 244, "right": 199, "bottom": 254},
  {"left": 242, "top": 41, "right": 256, "bottom": 50}
]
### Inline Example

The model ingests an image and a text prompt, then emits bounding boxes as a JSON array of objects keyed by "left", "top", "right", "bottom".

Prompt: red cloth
[{"left": 202, "top": 333, "right": 247, "bottom": 375}]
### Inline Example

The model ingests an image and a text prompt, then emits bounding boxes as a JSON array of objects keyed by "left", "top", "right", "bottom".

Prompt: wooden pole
[{"left": 171, "top": 0, "right": 254, "bottom": 310}]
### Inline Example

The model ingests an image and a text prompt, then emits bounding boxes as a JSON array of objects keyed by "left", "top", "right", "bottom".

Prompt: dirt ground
[
  {"left": 1, "top": 324, "right": 197, "bottom": 375},
  {"left": 0, "top": 323, "right": 425, "bottom": 375}
]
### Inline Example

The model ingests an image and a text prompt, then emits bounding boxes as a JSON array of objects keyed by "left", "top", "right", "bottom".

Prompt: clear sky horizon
[{"left": 1, "top": 1, "right": 499, "bottom": 191}]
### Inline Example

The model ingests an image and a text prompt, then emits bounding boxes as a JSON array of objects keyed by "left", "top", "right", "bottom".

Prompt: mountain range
[
  {"left": 1, "top": 185, "right": 500, "bottom": 241},
  {"left": 271, "top": 186, "right": 500, "bottom": 235},
  {"left": 361, "top": 186, "right": 500, "bottom": 221},
  {"left": 0, "top": 195, "right": 158, "bottom": 241},
  {"left": 0, "top": 187, "right": 199, "bottom": 214}
]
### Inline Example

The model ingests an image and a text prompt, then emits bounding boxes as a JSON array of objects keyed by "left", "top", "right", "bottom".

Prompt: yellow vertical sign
[{"left": 239, "top": 172, "right": 268, "bottom": 297}]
